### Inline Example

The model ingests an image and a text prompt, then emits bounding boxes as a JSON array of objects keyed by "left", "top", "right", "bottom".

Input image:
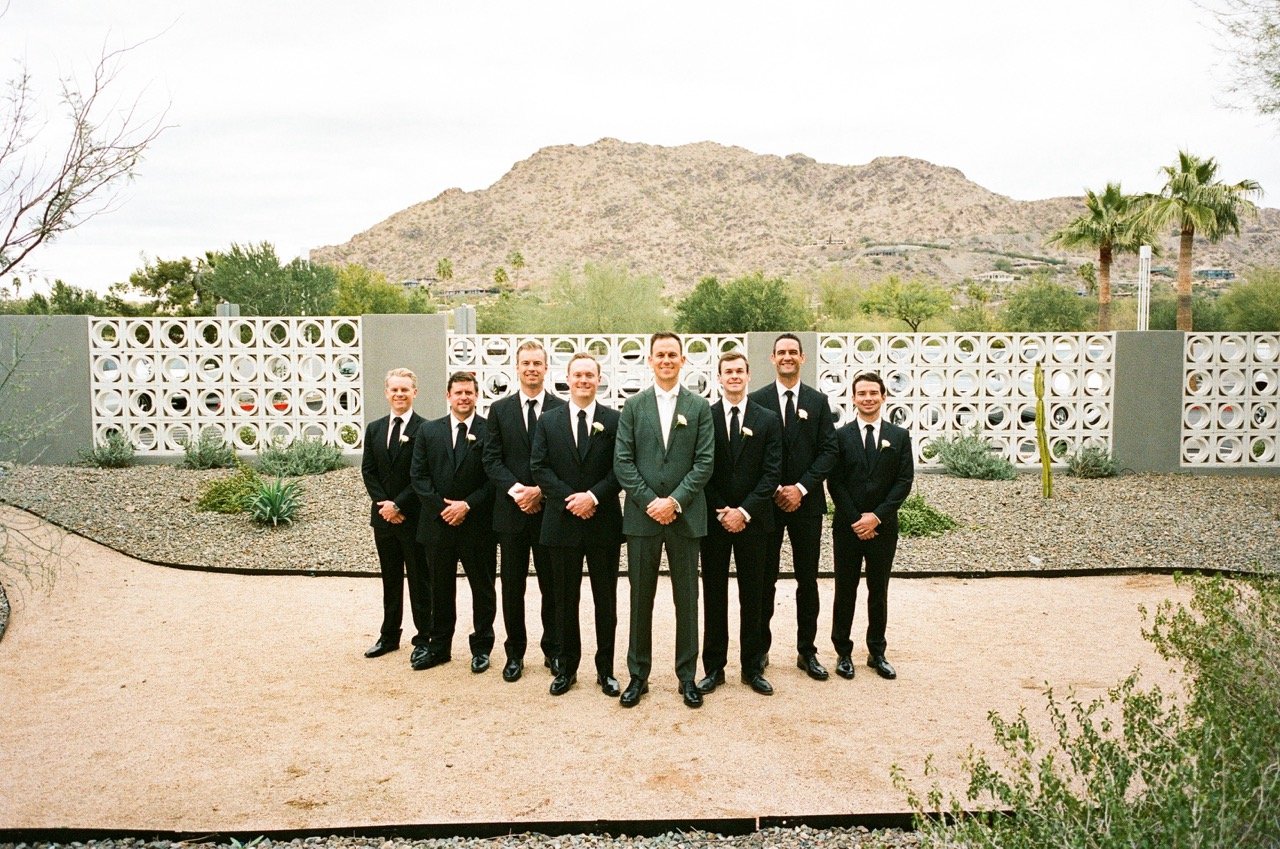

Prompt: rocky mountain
[{"left": 311, "top": 138, "right": 1280, "bottom": 293}]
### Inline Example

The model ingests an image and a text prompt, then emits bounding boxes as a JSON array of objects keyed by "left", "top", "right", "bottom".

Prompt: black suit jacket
[
  {"left": 748, "top": 381, "right": 838, "bottom": 518},
  {"left": 827, "top": 420, "right": 914, "bottom": 536},
  {"left": 704, "top": 400, "right": 782, "bottom": 536},
  {"left": 410, "top": 414, "right": 494, "bottom": 546},
  {"left": 361, "top": 411, "right": 426, "bottom": 530},
  {"left": 482, "top": 391, "right": 566, "bottom": 535},
  {"left": 529, "top": 403, "right": 623, "bottom": 548}
]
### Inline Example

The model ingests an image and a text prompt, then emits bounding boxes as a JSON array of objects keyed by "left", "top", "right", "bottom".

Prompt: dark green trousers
[{"left": 625, "top": 529, "right": 701, "bottom": 685}]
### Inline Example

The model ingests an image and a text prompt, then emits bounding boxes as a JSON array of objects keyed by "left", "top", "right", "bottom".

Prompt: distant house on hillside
[
  {"left": 1193, "top": 267, "right": 1235, "bottom": 281},
  {"left": 973, "top": 271, "right": 1015, "bottom": 285},
  {"left": 862, "top": 244, "right": 921, "bottom": 257}
]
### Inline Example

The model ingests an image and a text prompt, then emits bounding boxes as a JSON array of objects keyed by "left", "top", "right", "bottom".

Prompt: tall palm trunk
[
  {"left": 1176, "top": 226, "right": 1195, "bottom": 330},
  {"left": 1097, "top": 244, "right": 1113, "bottom": 331}
]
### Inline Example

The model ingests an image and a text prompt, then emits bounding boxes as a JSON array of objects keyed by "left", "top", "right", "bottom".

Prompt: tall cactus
[{"left": 1034, "top": 361, "right": 1052, "bottom": 498}]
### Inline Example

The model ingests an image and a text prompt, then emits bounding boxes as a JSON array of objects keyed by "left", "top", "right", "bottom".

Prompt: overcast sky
[{"left": 5, "top": 0, "right": 1277, "bottom": 294}]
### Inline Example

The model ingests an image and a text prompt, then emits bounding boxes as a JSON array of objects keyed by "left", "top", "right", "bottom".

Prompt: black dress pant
[
  {"left": 700, "top": 526, "right": 770, "bottom": 678},
  {"left": 427, "top": 533, "right": 497, "bottom": 657},
  {"left": 498, "top": 527, "right": 559, "bottom": 662},
  {"left": 762, "top": 512, "right": 823, "bottom": 657},
  {"left": 549, "top": 542, "right": 619, "bottom": 678},
  {"left": 373, "top": 525, "right": 432, "bottom": 646},
  {"left": 830, "top": 527, "right": 896, "bottom": 658}
]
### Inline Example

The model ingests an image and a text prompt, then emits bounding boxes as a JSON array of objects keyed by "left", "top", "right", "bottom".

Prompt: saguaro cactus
[{"left": 1034, "top": 361, "right": 1052, "bottom": 498}]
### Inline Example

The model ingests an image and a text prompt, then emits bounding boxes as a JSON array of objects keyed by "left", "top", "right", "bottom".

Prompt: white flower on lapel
[
  {"left": 797, "top": 409, "right": 809, "bottom": 420},
  {"left": 741, "top": 426, "right": 754, "bottom": 438},
  {"left": 592, "top": 421, "right": 605, "bottom": 434},
  {"left": 398, "top": 434, "right": 410, "bottom": 444},
  {"left": 880, "top": 439, "right": 891, "bottom": 450},
  {"left": 466, "top": 433, "right": 477, "bottom": 443},
  {"left": 676, "top": 413, "right": 688, "bottom": 428}
]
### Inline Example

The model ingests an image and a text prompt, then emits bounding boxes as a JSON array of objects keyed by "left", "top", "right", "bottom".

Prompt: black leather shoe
[
  {"left": 743, "top": 673, "right": 774, "bottom": 695},
  {"left": 597, "top": 674, "right": 620, "bottom": 697},
  {"left": 835, "top": 655, "right": 855, "bottom": 679},
  {"left": 620, "top": 678, "right": 648, "bottom": 707},
  {"left": 502, "top": 658, "right": 523, "bottom": 682},
  {"left": 696, "top": 668, "right": 725, "bottom": 694},
  {"left": 412, "top": 650, "right": 450, "bottom": 671},
  {"left": 549, "top": 673, "right": 577, "bottom": 696},
  {"left": 680, "top": 680, "right": 703, "bottom": 708},
  {"left": 364, "top": 638, "right": 399, "bottom": 658},
  {"left": 797, "top": 653, "right": 830, "bottom": 681},
  {"left": 868, "top": 654, "right": 897, "bottom": 680},
  {"left": 471, "top": 653, "right": 490, "bottom": 674},
  {"left": 409, "top": 645, "right": 430, "bottom": 667},
  {"left": 543, "top": 655, "right": 563, "bottom": 675}
]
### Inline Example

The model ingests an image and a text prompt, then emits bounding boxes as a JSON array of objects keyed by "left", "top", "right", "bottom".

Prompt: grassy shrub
[
  {"left": 898, "top": 494, "right": 959, "bottom": 538},
  {"left": 257, "top": 437, "right": 344, "bottom": 476},
  {"left": 1067, "top": 445, "right": 1119, "bottom": 478},
  {"left": 922, "top": 426, "right": 1016, "bottom": 480},
  {"left": 179, "top": 429, "right": 237, "bottom": 470},
  {"left": 196, "top": 464, "right": 261, "bottom": 513},
  {"left": 247, "top": 476, "right": 302, "bottom": 527},
  {"left": 79, "top": 431, "right": 135, "bottom": 468},
  {"left": 897, "top": 574, "right": 1280, "bottom": 848}
]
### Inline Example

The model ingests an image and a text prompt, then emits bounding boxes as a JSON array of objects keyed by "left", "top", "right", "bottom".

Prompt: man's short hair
[
  {"left": 446, "top": 371, "right": 477, "bottom": 392},
  {"left": 852, "top": 371, "right": 886, "bottom": 395},
  {"left": 772, "top": 332, "right": 804, "bottom": 355},
  {"left": 718, "top": 350, "right": 749, "bottom": 373},
  {"left": 649, "top": 331, "right": 682, "bottom": 353},
  {"left": 385, "top": 367, "right": 417, "bottom": 389},
  {"left": 516, "top": 339, "right": 547, "bottom": 362},
  {"left": 567, "top": 351, "right": 601, "bottom": 375}
]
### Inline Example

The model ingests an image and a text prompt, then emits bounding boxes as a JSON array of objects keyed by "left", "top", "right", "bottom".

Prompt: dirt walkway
[{"left": 0, "top": 515, "right": 1188, "bottom": 832}]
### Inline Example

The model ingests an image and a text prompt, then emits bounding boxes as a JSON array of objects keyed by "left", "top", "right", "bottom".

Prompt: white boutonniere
[
  {"left": 398, "top": 434, "right": 410, "bottom": 444},
  {"left": 676, "top": 414, "right": 688, "bottom": 428},
  {"left": 880, "top": 439, "right": 891, "bottom": 450},
  {"left": 592, "top": 421, "right": 605, "bottom": 434},
  {"left": 466, "top": 433, "right": 477, "bottom": 443},
  {"left": 741, "top": 426, "right": 754, "bottom": 438},
  {"left": 797, "top": 409, "right": 809, "bottom": 421}
]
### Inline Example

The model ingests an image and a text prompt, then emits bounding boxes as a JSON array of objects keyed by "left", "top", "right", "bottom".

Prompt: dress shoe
[
  {"left": 502, "top": 658, "right": 523, "bottom": 682},
  {"left": 695, "top": 668, "right": 726, "bottom": 695},
  {"left": 597, "top": 674, "right": 620, "bottom": 697},
  {"left": 743, "top": 673, "right": 774, "bottom": 695},
  {"left": 679, "top": 680, "right": 703, "bottom": 709},
  {"left": 470, "top": 653, "right": 490, "bottom": 674},
  {"left": 797, "top": 653, "right": 830, "bottom": 681},
  {"left": 412, "top": 650, "right": 450, "bottom": 671},
  {"left": 549, "top": 673, "right": 577, "bottom": 696},
  {"left": 364, "top": 638, "right": 399, "bottom": 658},
  {"left": 835, "top": 655, "right": 855, "bottom": 679},
  {"left": 409, "top": 645, "right": 431, "bottom": 667},
  {"left": 868, "top": 654, "right": 897, "bottom": 680},
  {"left": 620, "top": 678, "right": 648, "bottom": 708},
  {"left": 543, "top": 655, "right": 563, "bottom": 675}
]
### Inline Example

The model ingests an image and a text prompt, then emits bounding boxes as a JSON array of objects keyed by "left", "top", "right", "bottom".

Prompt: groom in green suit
[{"left": 613, "top": 332, "right": 715, "bottom": 709}]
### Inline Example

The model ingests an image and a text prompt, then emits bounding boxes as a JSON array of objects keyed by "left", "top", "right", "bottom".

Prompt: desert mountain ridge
[{"left": 311, "top": 138, "right": 1280, "bottom": 293}]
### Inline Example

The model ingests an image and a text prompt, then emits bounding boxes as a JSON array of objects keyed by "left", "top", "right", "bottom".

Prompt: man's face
[
  {"left": 567, "top": 358, "right": 600, "bottom": 405},
  {"left": 517, "top": 348, "right": 547, "bottom": 394},
  {"left": 718, "top": 358, "right": 749, "bottom": 401},
  {"left": 648, "top": 337, "right": 685, "bottom": 386},
  {"left": 853, "top": 379, "right": 884, "bottom": 420},
  {"left": 384, "top": 376, "right": 416, "bottom": 417},
  {"left": 447, "top": 380, "right": 477, "bottom": 419},
  {"left": 771, "top": 338, "right": 805, "bottom": 381}
]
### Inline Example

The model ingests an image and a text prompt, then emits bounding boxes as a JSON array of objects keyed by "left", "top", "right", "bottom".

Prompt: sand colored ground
[{"left": 0, "top": 514, "right": 1189, "bottom": 833}]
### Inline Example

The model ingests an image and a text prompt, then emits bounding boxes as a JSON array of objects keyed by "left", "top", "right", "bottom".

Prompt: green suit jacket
[{"left": 613, "top": 385, "right": 715, "bottom": 538}]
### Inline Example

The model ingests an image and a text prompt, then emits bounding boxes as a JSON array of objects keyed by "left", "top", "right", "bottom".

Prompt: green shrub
[
  {"left": 1067, "top": 445, "right": 1119, "bottom": 478},
  {"left": 898, "top": 494, "right": 959, "bottom": 538},
  {"left": 922, "top": 425, "right": 1016, "bottom": 480},
  {"left": 196, "top": 464, "right": 261, "bottom": 513},
  {"left": 247, "top": 476, "right": 302, "bottom": 527},
  {"left": 179, "top": 429, "right": 237, "bottom": 470},
  {"left": 80, "top": 431, "right": 136, "bottom": 468},
  {"left": 257, "top": 437, "right": 344, "bottom": 476},
  {"left": 897, "top": 574, "right": 1280, "bottom": 848}
]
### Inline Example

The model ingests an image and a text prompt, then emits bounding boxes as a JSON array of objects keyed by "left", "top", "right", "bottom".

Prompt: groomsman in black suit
[
  {"left": 827, "top": 371, "right": 914, "bottom": 681},
  {"left": 360, "top": 368, "right": 430, "bottom": 662},
  {"left": 410, "top": 371, "right": 498, "bottom": 673},
  {"left": 530, "top": 352, "right": 623, "bottom": 697},
  {"left": 748, "top": 333, "right": 839, "bottom": 681},
  {"left": 482, "top": 340, "right": 566, "bottom": 683},
  {"left": 698, "top": 351, "right": 782, "bottom": 696}
]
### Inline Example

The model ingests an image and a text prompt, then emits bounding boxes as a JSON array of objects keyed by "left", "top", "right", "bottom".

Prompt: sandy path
[{"left": 0, "top": 517, "right": 1188, "bottom": 832}]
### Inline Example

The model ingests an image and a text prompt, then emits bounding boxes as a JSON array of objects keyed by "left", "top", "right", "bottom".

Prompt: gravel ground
[{"left": 1, "top": 465, "right": 1277, "bottom": 577}]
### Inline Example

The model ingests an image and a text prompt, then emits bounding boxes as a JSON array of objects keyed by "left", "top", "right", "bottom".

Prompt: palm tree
[
  {"left": 435, "top": 257, "right": 453, "bottom": 283},
  {"left": 1138, "top": 151, "right": 1262, "bottom": 331},
  {"left": 1048, "top": 183, "right": 1150, "bottom": 331}
]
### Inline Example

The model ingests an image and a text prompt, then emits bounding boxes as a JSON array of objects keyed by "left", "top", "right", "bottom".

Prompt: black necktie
[
  {"left": 864, "top": 424, "right": 877, "bottom": 465},
  {"left": 388, "top": 416, "right": 402, "bottom": 451},
  {"left": 784, "top": 390, "right": 797, "bottom": 430},
  {"left": 730, "top": 405, "right": 742, "bottom": 453},
  {"left": 455, "top": 422, "right": 467, "bottom": 467},
  {"left": 577, "top": 409, "right": 589, "bottom": 460},
  {"left": 526, "top": 399, "right": 537, "bottom": 436}
]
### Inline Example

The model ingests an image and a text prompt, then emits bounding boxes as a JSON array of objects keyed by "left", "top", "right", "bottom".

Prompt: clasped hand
[{"left": 645, "top": 496, "right": 679, "bottom": 525}]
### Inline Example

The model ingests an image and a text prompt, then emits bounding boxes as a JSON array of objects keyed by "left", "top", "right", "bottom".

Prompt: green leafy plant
[
  {"left": 1068, "top": 445, "right": 1119, "bottom": 478},
  {"left": 247, "top": 476, "right": 302, "bottom": 527},
  {"left": 257, "top": 437, "right": 344, "bottom": 476},
  {"left": 178, "top": 429, "right": 237, "bottom": 470},
  {"left": 195, "top": 464, "right": 261, "bottom": 513},
  {"left": 79, "top": 431, "right": 135, "bottom": 468},
  {"left": 897, "top": 494, "right": 959, "bottom": 538},
  {"left": 922, "top": 425, "right": 1016, "bottom": 480}
]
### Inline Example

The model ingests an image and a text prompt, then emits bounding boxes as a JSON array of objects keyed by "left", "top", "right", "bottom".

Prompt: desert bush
[
  {"left": 922, "top": 426, "right": 1016, "bottom": 480},
  {"left": 247, "top": 476, "right": 302, "bottom": 527},
  {"left": 1067, "top": 445, "right": 1119, "bottom": 478},
  {"left": 79, "top": 431, "right": 135, "bottom": 468},
  {"left": 897, "top": 574, "right": 1280, "bottom": 848},
  {"left": 196, "top": 464, "right": 261, "bottom": 513},
  {"left": 179, "top": 429, "right": 237, "bottom": 470},
  {"left": 897, "top": 494, "right": 959, "bottom": 538},
  {"left": 257, "top": 437, "right": 344, "bottom": 477}
]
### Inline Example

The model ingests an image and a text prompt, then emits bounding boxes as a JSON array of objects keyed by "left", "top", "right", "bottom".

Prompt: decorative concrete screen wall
[
  {"left": 1182, "top": 332, "right": 1279, "bottom": 468},
  {"left": 89, "top": 317, "right": 365, "bottom": 455},
  {"left": 447, "top": 333, "right": 747, "bottom": 415},
  {"left": 816, "top": 333, "right": 1116, "bottom": 467}
]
